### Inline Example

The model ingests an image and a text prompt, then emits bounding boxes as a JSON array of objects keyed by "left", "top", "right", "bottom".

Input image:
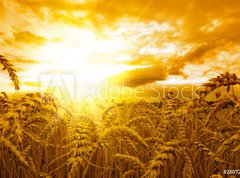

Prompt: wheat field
[{"left": 0, "top": 56, "right": 240, "bottom": 178}]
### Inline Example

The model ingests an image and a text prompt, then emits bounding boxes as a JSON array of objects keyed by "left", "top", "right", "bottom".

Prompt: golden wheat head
[{"left": 0, "top": 55, "right": 20, "bottom": 90}]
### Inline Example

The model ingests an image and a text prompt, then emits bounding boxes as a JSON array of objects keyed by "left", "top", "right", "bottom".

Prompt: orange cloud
[
  {"left": 0, "top": 1, "right": 5, "bottom": 17},
  {"left": 168, "top": 42, "right": 220, "bottom": 76},
  {"left": 14, "top": 31, "right": 46, "bottom": 45},
  {"left": 14, "top": 0, "right": 83, "bottom": 10},
  {"left": 1, "top": 0, "right": 239, "bottom": 88},
  {"left": 108, "top": 64, "right": 168, "bottom": 87},
  {"left": 125, "top": 55, "right": 161, "bottom": 66},
  {"left": 15, "top": 58, "right": 38, "bottom": 64}
]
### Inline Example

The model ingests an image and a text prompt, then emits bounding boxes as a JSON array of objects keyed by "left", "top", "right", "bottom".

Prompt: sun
[
  {"left": 34, "top": 28, "right": 131, "bottom": 80},
  {"left": 29, "top": 28, "right": 132, "bottom": 99}
]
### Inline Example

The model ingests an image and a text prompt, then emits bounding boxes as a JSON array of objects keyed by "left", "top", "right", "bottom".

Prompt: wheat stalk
[{"left": 0, "top": 55, "right": 20, "bottom": 90}]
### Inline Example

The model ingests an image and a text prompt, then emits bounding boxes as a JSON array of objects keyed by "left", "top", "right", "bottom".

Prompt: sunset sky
[{"left": 0, "top": 0, "right": 240, "bottom": 99}]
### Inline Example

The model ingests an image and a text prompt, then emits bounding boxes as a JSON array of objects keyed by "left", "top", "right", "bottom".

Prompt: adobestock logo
[
  {"left": 39, "top": 74, "right": 202, "bottom": 102},
  {"left": 40, "top": 74, "right": 75, "bottom": 103}
]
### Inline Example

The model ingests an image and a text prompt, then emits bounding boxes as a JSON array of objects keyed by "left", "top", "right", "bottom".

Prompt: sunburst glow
[
  {"left": 0, "top": 0, "right": 239, "bottom": 99},
  {"left": 0, "top": 1, "right": 240, "bottom": 177}
]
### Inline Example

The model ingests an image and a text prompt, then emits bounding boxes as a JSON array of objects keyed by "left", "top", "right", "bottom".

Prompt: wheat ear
[{"left": 0, "top": 55, "right": 20, "bottom": 90}]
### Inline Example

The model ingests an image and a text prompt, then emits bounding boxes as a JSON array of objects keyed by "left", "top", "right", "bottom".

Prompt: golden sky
[{"left": 0, "top": 0, "right": 240, "bottom": 99}]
